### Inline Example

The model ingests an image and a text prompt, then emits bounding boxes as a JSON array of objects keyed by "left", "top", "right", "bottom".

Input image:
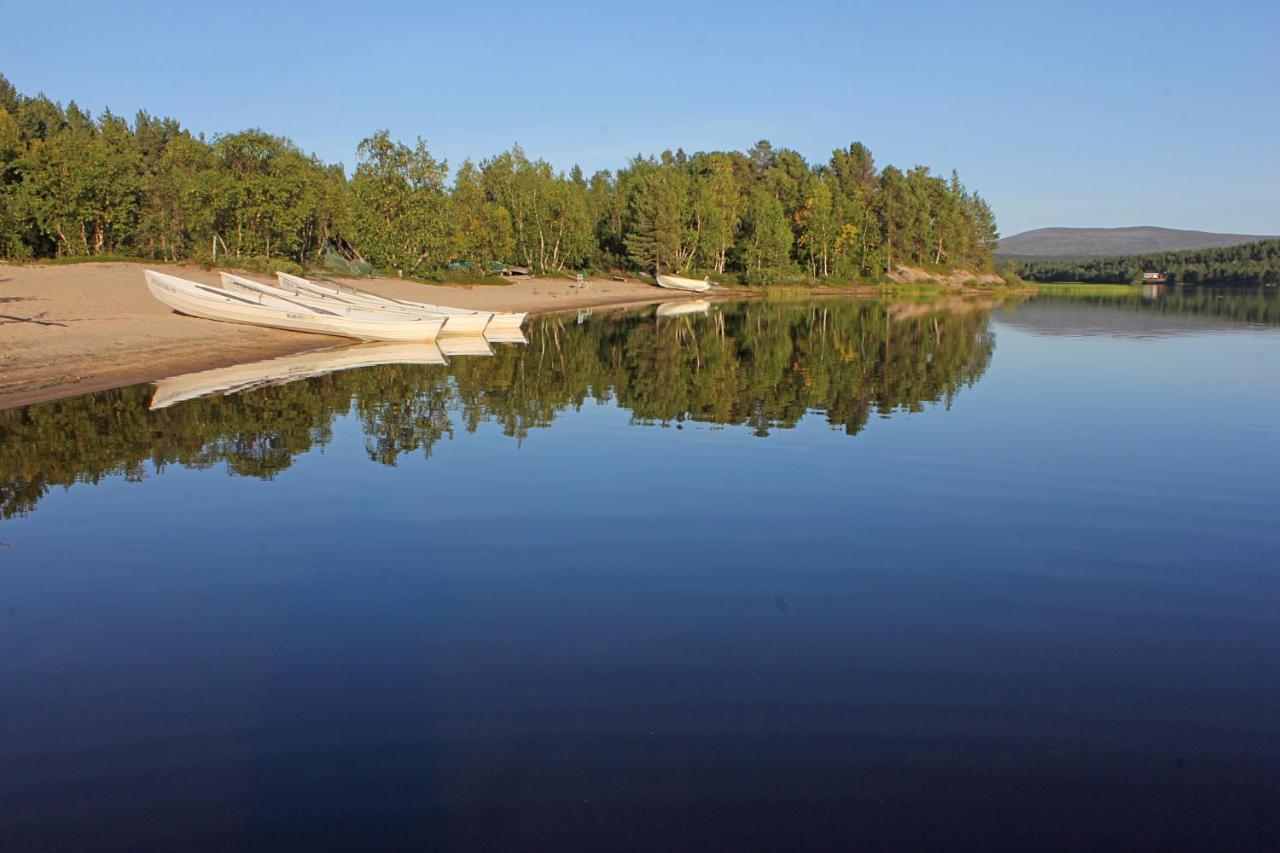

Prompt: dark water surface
[{"left": 3, "top": 292, "right": 1279, "bottom": 851}]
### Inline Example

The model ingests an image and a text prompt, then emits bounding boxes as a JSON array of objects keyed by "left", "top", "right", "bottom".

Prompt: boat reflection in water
[
  {"left": 655, "top": 299, "right": 712, "bottom": 318},
  {"left": 151, "top": 333, "right": 507, "bottom": 410},
  {"left": 436, "top": 335, "right": 494, "bottom": 358},
  {"left": 150, "top": 342, "right": 446, "bottom": 410}
]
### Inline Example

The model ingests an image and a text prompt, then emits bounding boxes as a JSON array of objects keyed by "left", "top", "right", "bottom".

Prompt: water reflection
[
  {"left": 1018, "top": 285, "right": 1280, "bottom": 335},
  {"left": 436, "top": 335, "right": 494, "bottom": 358},
  {"left": 655, "top": 299, "right": 712, "bottom": 318},
  {"left": 1, "top": 298, "right": 998, "bottom": 519},
  {"left": 151, "top": 342, "right": 449, "bottom": 409}
]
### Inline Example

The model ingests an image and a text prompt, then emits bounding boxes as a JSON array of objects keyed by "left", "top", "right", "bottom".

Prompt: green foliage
[
  {"left": 741, "top": 188, "right": 793, "bottom": 280},
  {"left": 1014, "top": 240, "right": 1280, "bottom": 287},
  {"left": 624, "top": 154, "right": 698, "bottom": 274},
  {"left": 214, "top": 255, "right": 304, "bottom": 276},
  {"left": 451, "top": 159, "right": 514, "bottom": 273},
  {"left": 343, "top": 130, "right": 450, "bottom": 278},
  {"left": 479, "top": 145, "right": 593, "bottom": 274},
  {"left": 0, "top": 74, "right": 1001, "bottom": 283}
]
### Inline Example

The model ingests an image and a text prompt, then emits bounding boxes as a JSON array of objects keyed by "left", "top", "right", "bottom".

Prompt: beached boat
[
  {"left": 145, "top": 271, "right": 445, "bottom": 341},
  {"left": 484, "top": 327, "right": 529, "bottom": 345},
  {"left": 150, "top": 341, "right": 449, "bottom": 409},
  {"left": 655, "top": 272, "right": 713, "bottom": 293},
  {"left": 656, "top": 299, "right": 712, "bottom": 318},
  {"left": 277, "top": 272, "right": 527, "bottom": 335},
  {"left": 221, "top": 272, "right": 489, "bottom": 337}
]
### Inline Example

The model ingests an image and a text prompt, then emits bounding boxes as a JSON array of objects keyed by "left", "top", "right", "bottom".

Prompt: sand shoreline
[{"left": 0, "top": 262, "right": 720, "bottom": 409}]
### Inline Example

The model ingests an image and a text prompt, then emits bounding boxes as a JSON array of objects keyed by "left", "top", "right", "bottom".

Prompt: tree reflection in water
[{"left": 0, "top": 299, "right": 998, "bottom": 519}]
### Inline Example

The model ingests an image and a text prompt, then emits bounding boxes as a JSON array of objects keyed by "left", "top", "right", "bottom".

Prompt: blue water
[{"left": 2, "top": 295, "right": 1279, "bottom": 851}]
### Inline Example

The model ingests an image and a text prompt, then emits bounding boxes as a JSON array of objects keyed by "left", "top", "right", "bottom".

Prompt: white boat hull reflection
[
  {"left": 437, "top": 335, "right": 494, "bottom": 358},
  {"left": 655, "top": 299, "right": 712, "bottom": 318},
  {"left": 150, "top": 342, "right": 448, "bottom": 409}
]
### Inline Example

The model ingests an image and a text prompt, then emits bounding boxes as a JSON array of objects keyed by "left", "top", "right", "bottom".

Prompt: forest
[
  {"left": 0, "top": 73, "right": 999, "bottom": 283},
  {"left": 0, "top": 298, "right": 996, "bottom": 518},
  {"left": 1012, "top": 239, "right": 1280, "bottom": 286}
]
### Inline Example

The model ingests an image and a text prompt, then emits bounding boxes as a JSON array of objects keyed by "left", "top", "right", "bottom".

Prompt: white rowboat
[
  {"left": 655, "top": 272, "right": 713, "bottom": 293},
  {"left": 145, "top": 271, "right": 445, "bottom": 341},
  {"left": 222, "top": 272, "right": 489, "bottom": 336},
  {"left": 217, "top": 271, "right": 478, "bottom": 334},
  {"left": 483, "top": 327, "right": 528, "bottom": 345},
  {"left": 277, "top": 272, "right": 527, "bottom": 335}
]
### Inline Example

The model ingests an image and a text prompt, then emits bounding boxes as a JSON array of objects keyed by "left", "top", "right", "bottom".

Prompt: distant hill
[{"left": 997, "top": 226, "right": 1276, "bottom": 259}]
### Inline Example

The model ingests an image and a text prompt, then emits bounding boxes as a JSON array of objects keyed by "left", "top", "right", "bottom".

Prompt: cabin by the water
[{"left": 1142, "top": 271, "right": 1168, "bottom": 283}]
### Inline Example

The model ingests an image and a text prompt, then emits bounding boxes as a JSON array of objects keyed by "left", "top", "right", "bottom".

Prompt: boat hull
[
  {"left": 484, "top": 312, "right": 528, "bottom": 332},
  {"left": 223, "top": 272, "right": 476, "bottom": 336},
  {"left": 277, "top": 272, "right": 523, "bottom": 335},
  {"left": 145, "top": 271, "right": 444, "bottom": 341},
  {"left": 484, "top": 327, "right": 529, "bottom": 344},
  {"left": 655, "top": 273, "right": 712, "bottom": 293}
]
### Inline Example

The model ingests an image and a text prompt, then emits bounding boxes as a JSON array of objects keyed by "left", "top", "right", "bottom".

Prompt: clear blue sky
[{"left": 4, "top": 0, "right": 1276, "bottom": 237}]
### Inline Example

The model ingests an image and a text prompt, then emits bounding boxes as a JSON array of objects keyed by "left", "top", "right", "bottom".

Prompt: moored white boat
[
  {"left": 655, "top": 272, "right": 713, "bottom": 293},
  {"left": 277, "top": 272, "right": 527, "bottom": 335},
  {"left": 150, "top": 341, "right": 448, "bottom": 409},
  {"left": 656, "top": 299, "right": 712, "bottom": 318},
  {"left": 145, "top": 271, "right": 445, "bottom": 341}
]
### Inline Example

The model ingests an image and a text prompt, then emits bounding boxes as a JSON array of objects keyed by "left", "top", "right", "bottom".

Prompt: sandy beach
[{"left": 0, "top": 262, "right": 680, "bottom": 409}]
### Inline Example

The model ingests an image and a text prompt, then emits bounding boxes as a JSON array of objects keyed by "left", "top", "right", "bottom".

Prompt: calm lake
[{"left": 3, "top": 289, "right": 1279, "bottom": 851}]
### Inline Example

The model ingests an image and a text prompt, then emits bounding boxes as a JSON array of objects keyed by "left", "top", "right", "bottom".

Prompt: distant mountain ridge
[{"left": 997, "top": 226, "right": 1276, "bottom": 258}]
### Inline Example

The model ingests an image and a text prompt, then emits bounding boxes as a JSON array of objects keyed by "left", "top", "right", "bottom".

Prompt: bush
[{"left": 201, "top": 255, "right": 303, "bottom": 276}]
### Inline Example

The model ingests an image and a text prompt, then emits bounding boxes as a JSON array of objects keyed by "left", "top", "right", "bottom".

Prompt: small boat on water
[
  {"left": 276, "top": 272, "right": 527, "bottom": 335},
  {"left": 145, "top": 271, "right": 445, "bottom": 341},
  {"left": 655, "top": 272, "right": 713, "bottom": 293},
  {"left": 656, "top": 299, "right": 712, "bottom": 318},
  {"left": 150, "top": 341, "right": 448, "bottom": 409}
]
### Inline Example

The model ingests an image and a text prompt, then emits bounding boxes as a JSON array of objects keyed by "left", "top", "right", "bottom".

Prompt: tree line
[
  {"left": 1011, "top": 239, "right": 1280, "bottom": 286},
  {"left": 0, "top": 298, "right": 997, "bottom": 518},
  {"left": 0, "top": 74, "right": 999, "bottom": 282}
]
